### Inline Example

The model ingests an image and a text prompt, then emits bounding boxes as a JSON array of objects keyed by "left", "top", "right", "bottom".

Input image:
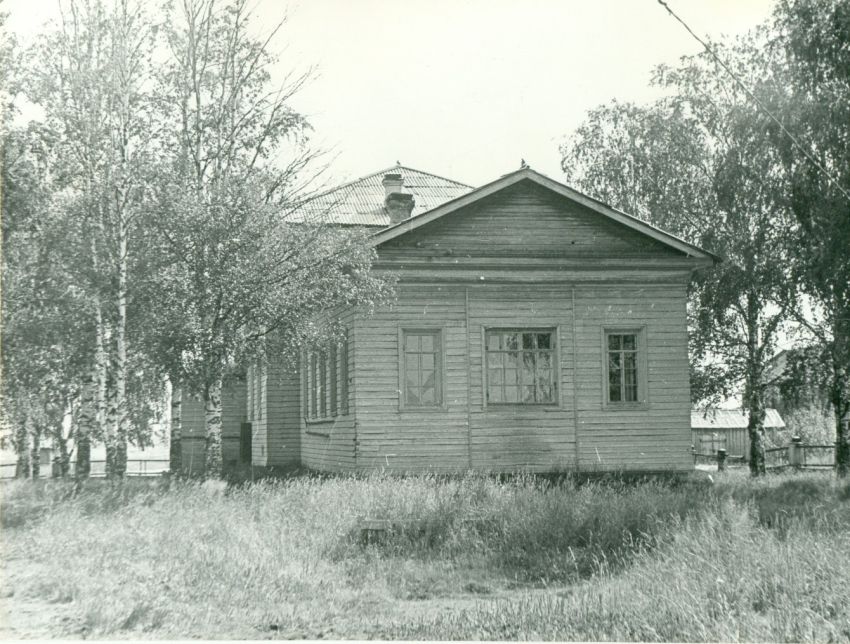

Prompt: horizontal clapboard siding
[
  {"left": 300, "top": 309, "right": 356, "bottom": 472},
  {"left": 354, "top": 285, "right": 469, "bottom": 473},
  {"left": 300, "top": 177, "right": 698, "bottom": 474},
  {"left": 467, "top": 286, "right": 576, "bottom": 471},
  {"left": 574, "top": 285, "right": 692, "bottom": 471},
  {"left": 221, "top": 380, "right": 246, "bottom": 467},
  {"left": 379, "top": 181, "right": 682, "bottom": 259},
  {"left": 265, "top": 360, "right": 300, "bottom": 467}
]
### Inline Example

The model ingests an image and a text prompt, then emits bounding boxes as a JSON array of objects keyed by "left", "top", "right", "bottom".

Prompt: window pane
[
  {"left": 420, "top": 334, "right": 434, "bottom": 352},
  {"left": 504, "top": 386, "right": 519, "bottom": 403},
  {"left": 487, "top": 333, "right": 502, "bottom": 351},
  {"left": 488, "top": 368, "right": 503, "bottom": 385},
  {"left": 489, "top": 386, "right": 503, "bottom": 403},
  {"left": 608, "top": 334, "right": 622, "bottom": 351},
  {"left": 405, "top": 334, "right": 420, "bottom": 352},
  {"left": 421, "top": 353, "right": 435, "bottom": 371},
  {"left": 522, "top": 333, "right": 535, "bottom": 350},
  {"left": 506, "top": 351, "right": 519, "bottom": 369},
  {"left": 504, "top": 368, "right": 519, "bottom": 385},
  {"left": 505, "top": 333, "right": 518, "bottom": 350},
  {"left": 487, "top": 352, "right": 503, "bottom": 368},
  {"left": 624, "top": 384, "right": 638, "bottom": 402},
  {"left": 623, "top": 334, "right": 636, "bottom": 351},
  {"left": 406, "top": 383, "right": 420, "bottom": 406},
  {"left": 421, "top": 386, "right": 435, "bottom": 405},
  {"left": 609, "top": 383, "right": 622, "bottom": 402},
  {"left": 537, "top": 333, "right": 551, "bottom": 349}
]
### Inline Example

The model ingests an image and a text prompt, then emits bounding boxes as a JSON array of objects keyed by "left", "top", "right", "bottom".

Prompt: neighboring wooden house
[
  {"left": 179, "top": 164, "right": 716, "bottom": 474},
  {"left": 691, "top": 408, "right": 786, "bottom": 460}
]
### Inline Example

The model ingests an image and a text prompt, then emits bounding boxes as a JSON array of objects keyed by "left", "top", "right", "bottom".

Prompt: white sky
[{"left": 5, "top": 0, "right": 775, "bottom": 187}]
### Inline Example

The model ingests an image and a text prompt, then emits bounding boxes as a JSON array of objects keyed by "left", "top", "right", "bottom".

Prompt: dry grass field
[{"left": 1, "top": 470, "right": 848, "bottom": 640}]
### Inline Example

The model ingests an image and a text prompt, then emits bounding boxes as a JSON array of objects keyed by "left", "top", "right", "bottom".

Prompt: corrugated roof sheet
[
  {"left": 691, "top": 408, "right": 785, "bottom": 430},
  {"left": 293, "top": 165, "right": 473, "bottom": 226}
]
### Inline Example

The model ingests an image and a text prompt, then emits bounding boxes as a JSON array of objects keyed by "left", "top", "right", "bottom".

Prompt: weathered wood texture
[
  {"left": 262, "top": 179, "right": 697, "bottom": 473},
  {"left": 221, "top": 379, "right": 246, "bottom": 467},
  {"left": 378, "top": 181, "right": 684, "bottom": 261},
  {"left": 346, "top": 180, "right": 694, "bottom": 473},
  {"left": 572, "top": 285, "right": 691, "bottom": 471},
  {"left": 174, "top": 389, "right": 205, "bottom": 475},
  {"left": 176, "top": 382, "right": 246, "bottom": 475},
  {"left": 692, "top": 428, "right": 751, "bottom": 461},
  {"left": 299, "top": 310, "right": 357, "bottom": 472}
]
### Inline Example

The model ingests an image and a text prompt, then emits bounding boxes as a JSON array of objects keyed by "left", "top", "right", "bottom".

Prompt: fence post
[
  {"left": 717, "top": 448, "right": 727, "bottom": 471},
  {"left": 789, "top": 436, "right": 803, "bottom": 470}
]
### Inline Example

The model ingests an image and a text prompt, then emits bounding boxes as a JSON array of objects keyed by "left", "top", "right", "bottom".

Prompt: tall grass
[{"left": 1, "top": 471, "right": 848, "bottom": 639}]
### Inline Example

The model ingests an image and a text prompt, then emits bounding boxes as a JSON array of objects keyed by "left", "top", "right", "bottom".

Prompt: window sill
[
  {"left": 398, "top": 405, "right": 449, "bottom": 413},
  {"left": 305, "top": 429, "right": 331, "bottom": 437},
  {"left": 485, "top": 404, "right": 562, "bottom": 412},
  {"left": 602, "top": 402, "right": 650, "bottom": 412}
]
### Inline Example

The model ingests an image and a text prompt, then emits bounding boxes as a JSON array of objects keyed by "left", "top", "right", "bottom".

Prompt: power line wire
[{"left": 656, "top": 0, "right": 850, "bottom": 203}]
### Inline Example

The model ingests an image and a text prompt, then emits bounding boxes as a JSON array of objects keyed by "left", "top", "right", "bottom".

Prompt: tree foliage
[
  {"left": 770, "top": 0, "right": 850, "bottom": 476},
  {"left": 561, "top": 31, "right": 796, "bottom": 475},
  {"left": 142, "top": 0, "right": 392, "bottom": 478}
]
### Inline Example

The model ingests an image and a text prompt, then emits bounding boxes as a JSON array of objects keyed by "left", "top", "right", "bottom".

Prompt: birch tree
[
  {"left": 770, "top": 0, "right": 850, "bottom": 476},
  {"left": 561, "top": 32, "right": 795, "bottom": 475},
  {"left": 26, "top": 0, "right": 159, "bottom": 478},
  {"left": 148, "top": 0, "right": 391, "bottom": 478}
]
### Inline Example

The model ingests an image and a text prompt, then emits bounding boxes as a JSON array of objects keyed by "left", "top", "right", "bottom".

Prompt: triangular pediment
[{"left": 371, "top": 168, "right": 716, "bottom": 264}]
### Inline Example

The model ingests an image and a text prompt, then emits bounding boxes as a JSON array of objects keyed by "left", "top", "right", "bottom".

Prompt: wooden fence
[
  {"left": 0, "top": 459, "right": 170, "bottom": 480},
  {"left": 695, "top": 436, "right": 836, "bottom": 471}
]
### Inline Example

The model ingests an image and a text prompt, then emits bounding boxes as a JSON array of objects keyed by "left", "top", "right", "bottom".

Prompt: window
[
  {"left": 303, "top": 337, "right": 349, "bottom": 420},
  {"left": 605, "top": 330, "right": 644, "bottom": 404},
  {"left": 401, "top": 330, "right": 442, "bottom": 407},
  {"left": 486, "top": 329, "right": 557, "bottom": 404}
]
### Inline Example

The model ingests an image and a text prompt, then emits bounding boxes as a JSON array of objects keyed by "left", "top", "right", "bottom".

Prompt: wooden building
[
  {"left": 691, "top": 408, "right": 786, "bottom": 460},
  {"left": 180, "top": 164, "right": 716, "bottom": 474}
]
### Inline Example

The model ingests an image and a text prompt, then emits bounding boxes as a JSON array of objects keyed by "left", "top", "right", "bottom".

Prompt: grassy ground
[{"left": 1, "top": 470, "right": 848, "bottom": 640}]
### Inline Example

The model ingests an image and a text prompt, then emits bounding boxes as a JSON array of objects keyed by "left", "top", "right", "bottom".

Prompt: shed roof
[
  {"left": 691, "top": 408, "right": 785, "bottom": 430},
  {"left": 294, "top": 164, "right": 473, "bottom": 226}
]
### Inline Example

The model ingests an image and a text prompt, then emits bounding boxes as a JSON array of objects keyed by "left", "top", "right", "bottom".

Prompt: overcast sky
[{"left": 5, "top": 0, "right": 775, "bottom": 187}]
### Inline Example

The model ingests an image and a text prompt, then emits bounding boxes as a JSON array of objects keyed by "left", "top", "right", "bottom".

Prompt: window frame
[
  {"left": 483, "top": 327, "right": 560, "bottom": 407},
  {"left": 602, "top": 326, "right": 649, "bottom": 409},
  {"left": 302, "top": 335, "right": 350, "bottom": 425},
  {"left": 398, "top": 327, "right": 446, "bottom": 411}
]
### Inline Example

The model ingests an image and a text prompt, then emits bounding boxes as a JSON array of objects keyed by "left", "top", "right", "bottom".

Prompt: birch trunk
[
  {"left": 745, "top": 293, "right": 766, "bottom": 476},
  {"left": 15, "top": 410, "right": 30, "bottom": 479},
  {"left": 204, "top": 379, "right": 224, "bottom": 479},
  {"left": 75, "top": 367, "right": 96, "bottom": 479},
  {"left": 834, "top": 320, "right": 850, "bottom": 478},
  {"left": 112, "top": 214, "right": 129, "bottom": 478},
  {"left": 30, "top": 425, "right": 41, "bottom": 479},
  {"left": 170, "top": 386, "right": 183, "bottom": 476}
]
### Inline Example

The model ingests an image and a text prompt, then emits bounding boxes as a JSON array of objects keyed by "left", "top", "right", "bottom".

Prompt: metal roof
[
  {"left": 293, "top": 164, "right": 473, "bottom": 226},
  {"left": 691, "top": 408, "right": 786, "bottom": 430}
]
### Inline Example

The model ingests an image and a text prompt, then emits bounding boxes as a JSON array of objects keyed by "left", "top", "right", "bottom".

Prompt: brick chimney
[{"left": 382, "top": 173, "right": 415, "bottom": 224}]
